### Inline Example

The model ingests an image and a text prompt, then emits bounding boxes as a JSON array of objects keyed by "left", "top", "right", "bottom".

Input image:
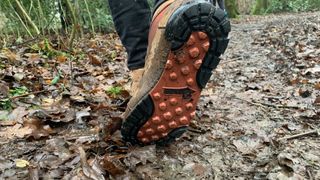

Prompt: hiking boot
[
  {"left": 129, "top": 68, "right": 144, "bottom": 96},
  {"left": 121, "top": 0, "right": 231, "bottom": 145}
]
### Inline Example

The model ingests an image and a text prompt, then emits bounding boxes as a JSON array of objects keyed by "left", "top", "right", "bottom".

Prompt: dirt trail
[{"left": 0, "top": 12, "right": 319, "bottom": 179}]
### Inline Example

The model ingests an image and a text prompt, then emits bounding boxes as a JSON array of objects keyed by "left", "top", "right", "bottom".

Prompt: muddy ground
[{"left": 0, "top": 12, "right": 319, "bottom": 179}]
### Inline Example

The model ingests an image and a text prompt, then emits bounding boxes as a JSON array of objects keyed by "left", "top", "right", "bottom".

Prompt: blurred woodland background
[{"left": 0, "top": 0, "right": 319, "bottom": 48}]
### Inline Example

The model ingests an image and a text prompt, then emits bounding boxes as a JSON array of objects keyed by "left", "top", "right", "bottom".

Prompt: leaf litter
[{"left": 0, "top": 13, "right": 320, "bottom": 179}]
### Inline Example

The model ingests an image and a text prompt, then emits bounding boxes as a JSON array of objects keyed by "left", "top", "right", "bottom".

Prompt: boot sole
[{"left": 122, "top": 1, "right": 230, "bottom": 145}]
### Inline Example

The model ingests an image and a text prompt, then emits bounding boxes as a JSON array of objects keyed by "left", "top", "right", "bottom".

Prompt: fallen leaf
[
  {"left": 56, "top": 55, "right": 67, "bottom": 63},
  {"left": 101, "top": 155, "right": 125, "bottom": 177},
  {"left": 233, "top": 136, "right": 262, "bottom": 155},
  {"left": 304, "top": 66, "right": 320, "bottom": 75},
  {"left": 123, "top": 145, "right": 157, "bottom": 168},
  {"left": 0, "top": 111, "right": 9, "bottom": 121},
  {"left": 314, "top": 96, "right": 320, "bottom": 105},
  {"left": 278, "top": 153, "right": 295, "bottom": 173},
  {"left": 13, "top": 73, "right": 25, "bottom": 81},
  {"left": 79, "top": 147, "right": 105, "bottom": 180},
  {"left": 88, "top": 54, "right": 102, "bottom": 66},
  {"left": 15, "top": 159, "right": 29, "bottom": 168},
  {"left": 104, "top": 116, "right": 123, "bottom": 139},
  {"left": 23, "top": 118, "right": 55, "bottom": 139},
  {"left": 1, "top": 49, "right": 19, "bottom": 62},
  {"left": 0, "top": 82, "right": 9, "bottom": 96},
  {"left": 8, "top": 107, "right": 28, "bottom": 123},
  {"left": 24, "top": 53, "right": 41, "bottom": 62},
  {"left": 50, "top": 73, "right": 61, "bottom": 85},
  {"left": 76, "top": 108, "right": 91, "bottom": 123},
  {"left": 0, "top": 156, "right": 14, "bottom": 171},
  {"left": 28, "top": 165, "right": 39, "bottom": 180}
]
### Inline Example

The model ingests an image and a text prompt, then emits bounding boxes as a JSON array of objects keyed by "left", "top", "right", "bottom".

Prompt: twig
[
  {"left": 69, "top": 59, "right": 74, "bottom": 86},
  {"left": 234, "top": 97, "right": 267, "bottom": 109},
  {"left": 253, "top": 100, "right": 301, "bottom": 109},
  {"left": 307, "top": 168, "right": 313, "bottom": 180},
  {"left": 277, "top": 129, "right": 319, "bottom": 141},
  {"left": 236, "top": 97, "right": 303, "bottom": 110},
  {"left": 220, "top": 57, "right": 242, "bottom": 64},
  {"left": 9, "top": 89, "right": 54, "bottom": 100}
]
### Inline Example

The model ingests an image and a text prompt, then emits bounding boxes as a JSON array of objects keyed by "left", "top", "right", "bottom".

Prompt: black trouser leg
[{"left": 108, "top": 0, "right": 151, "bottom": 70}]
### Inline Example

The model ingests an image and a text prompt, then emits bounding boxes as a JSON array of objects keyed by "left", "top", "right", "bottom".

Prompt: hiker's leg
[
  {"left": 217, "top": 0, "right": 226, "bottom": 10},
  {"left": 108, "top": 0, "right": 151, "bottom": 70}
]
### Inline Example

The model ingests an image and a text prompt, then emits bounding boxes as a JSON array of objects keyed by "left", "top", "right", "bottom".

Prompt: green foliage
[
  {"left": 252, "top": 0, "right": 269, "bottom": 15},
  {"left": 9, "top": 86, "right": 28, "bottom": 97},
  {"left": 93, "top": 8, "right": 114, "bottom": 32},
  {"left": 253, "top": 0, "right": 320, "bottom": 14},
  {"left": 0, "top": 99, "right": 12, "bottom": 111},
  {"left": 0, "top": 86, "right": 28, "bottom": 110},
  {"left": 50, "top": 71, "right": 61, "bottom": 85},
  {"left": 0, "top": 11, "right": 8, "bottom": 31},
  {"left": 0, "top": 0, "right": 115, "bottom": 38},
  {"left": 106, "top": 86, "right": 123, "bottom": 98}
]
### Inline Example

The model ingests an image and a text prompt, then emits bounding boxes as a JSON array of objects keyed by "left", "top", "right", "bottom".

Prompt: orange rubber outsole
[
  {"left": 121, "top": 0, "right": 230, "bottom": 145},
  {"left": 137, "top": 32, "right": 209, "bottom": 144}
]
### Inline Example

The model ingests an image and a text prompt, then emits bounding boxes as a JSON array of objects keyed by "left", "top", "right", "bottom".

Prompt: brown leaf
[
  {"left": 289, "top": 78, "right": 299, "bottom": 85},
  {"left": 36, "top": 108, "right": 76, "bottom": 123},
  {"left": 233, "top": 137, "right": 262, "bottom": 155},
  {"left": 315, "top": 82, "right": 320, "bottom": 90},
  {"left": 79, "top": 147, "right": 105, "bottom": 180},
  {"left": 123, "top": 145, "right": 157, "bottom": 168},
  {"left": 0, "top": 124, "right": 31, "bottom": 139},
  {"left": 56, "top": 55, "right": 67, "bottom": 63},
  {"left": 101, "top": 155, "right": 125, "bottom": 177},
  {"left": 24, "top": 53, "right": 41, "bottom": 62},
  {"left": 8, "top": 107, "right": 28, "bottom": 123},
  {"left": 298, "top": 87, "right": 312, "bottom": 98},
  {"left": 0, "top": 49, "right": 19, "bottom": 62},
  {"left": 28, "top": 165, "right": 40, "bottom": 180},
  {"left": 0, "top": 82, "right": 9, "bottom": 96},
  {"left": 24, "top": 118, "right": 55, "bottom": 139},
  {"left": 192, "top": 164, "right": 207, "bottom": 176},
  {"left": 314, "top": 96, "right": 320, "bottom": 105},
  {"left": 0, "top": 119, "right": 16, "bottom": 126},
  {"left": 104, "top": 116, "right": 123, "bottom": 140},
  {"left": 88, "top": 54, "right": 102, "bottom": 66},
  {"left": 278, "top": 153, "right": 294, "bottom": 173}
]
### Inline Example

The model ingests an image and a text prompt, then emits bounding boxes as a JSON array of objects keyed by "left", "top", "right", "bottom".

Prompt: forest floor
[{"left": 0, "top": 12, "right": 319, "bottom": 179}]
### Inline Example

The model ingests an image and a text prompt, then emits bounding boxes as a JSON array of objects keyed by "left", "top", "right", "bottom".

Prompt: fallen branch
[
  {"left": 277, "top": 129, "right": 319, "bottom": 141},
  {"left": 9, "top": 89, "right": 54, "bottom": 100}
]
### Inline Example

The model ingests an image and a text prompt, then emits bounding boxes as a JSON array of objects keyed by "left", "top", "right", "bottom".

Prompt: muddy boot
[
  {"left": 129, "top": 68, "right": 144, "bottom": 96},
  {"left": 122, "top": 0, "right": 231, "bottom": 145}
]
